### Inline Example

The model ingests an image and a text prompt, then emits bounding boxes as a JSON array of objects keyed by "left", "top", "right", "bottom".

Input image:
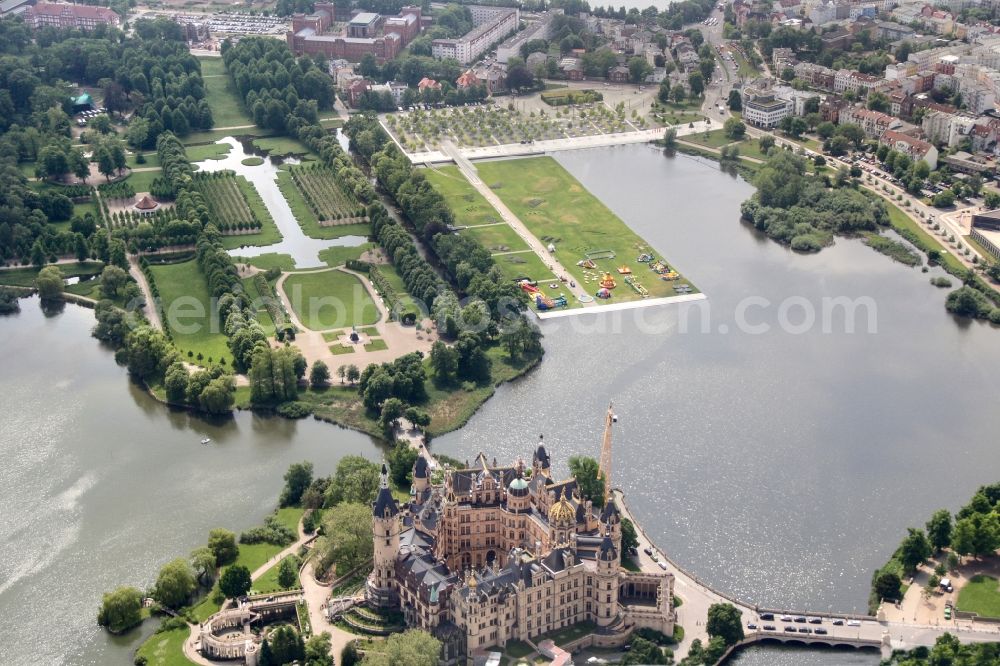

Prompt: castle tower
[
  {"left": 369, "top": 463, "right": 400, "bottom": 608},
  {"left": 600, "top": 499, "right": 622, "bottom": 546},
  {"left": 595, "top": 530, "right": 620, "bottom": 627},
  {"left": 412, "top": 454, "right": 429, "bottom": 495},
  {"left": 548, "top": 487, "right": 575, "bottom": 547},
  {"left": 532, "top": 435, "right": 551, "bottom": 479}
]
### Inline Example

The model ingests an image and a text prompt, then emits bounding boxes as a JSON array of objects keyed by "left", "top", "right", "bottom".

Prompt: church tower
[
  {"left": 412, "top": 455, "right": 429, "bottom": 495},
  {"left": 369, "top": 463, "right": 400, "bottom": 608},
  {"left": 548, "top": 487, "right": 576, "bottom": 547}
]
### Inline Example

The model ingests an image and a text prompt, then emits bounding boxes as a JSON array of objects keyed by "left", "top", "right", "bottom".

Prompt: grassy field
[
  {"left": 126, "top": 151, "right": 161, "bottom": 168},
  {"left": 364, "top": 338, "right": 388, "bottom": 351},
  {"left": 135, "top": 627, "right": 197, "bottom": 666},
  {"left": 148, "top": 260, "right": 231, "bottom": 364},
  {"left": 186, "top": 143, "right": 232, "bottom": 162},
  {"left": 198, "top": 57, "right": 253, "bottom": 128},
  {"left": 124, "top": 169, "right": 162, "bottom": 193},
  {"left": 490, "top": 250, "right": 558, "bottom": 284},
  {"left": 253, "top": 136, "right": 314, "bottom": 157},
  {"left": 682, "top": 129, "right": 735, "bottom": 149},
  {"left": 253, "top": 554, "right": 300, "bottom": 594},
  {"left": 282, "top": 269, "right": 380, "bottom": 330},
  {"left": 189, "top": 507, "right": 304, "bottom": 622},
  {"left": 461, "top": 224, "right": 530, "bottom": 254},
  {"left": 276, "top": 171, "right": 370, "bottom": 240},
  {"left": 232, "top": 253, "right": 297, "bottom": 272},
  {"left": 372, "top": 263, "right": 422, "bottom": 316},
  {"left": 319, "top": 243, "right": 374, "bottom": 267},
  {"left": 0, "top": 261, "right": 104, "bottom": 286},
  {"left": 477, "top": 157, "right": 697, "bottom": 301},
  {"left": 424, "top": 166, "right": 501, "bottom": 226},
  {"left": 958, "top": 575, "right": 1000, "bottom": 617},
  {"left": 241, "top": 276, "right": 276, "bottom": 336}
]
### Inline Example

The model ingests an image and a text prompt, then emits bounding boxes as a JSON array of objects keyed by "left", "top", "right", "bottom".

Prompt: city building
[
  {"left": 287, "top": 5, "right": 422, "bottom": 63},
  {"left": 432, "top": 6, "right": 519, "bottom": 65},
  {"left": 742, "top": 80, "right": 794, "bottom": 128},
  {"left": 838, "top": 106, "right": 901, "bottom": 137},
  {"left": 879, "top": 129, "right": 939, "bottom": 169},
  {"left": 971, "top": 208, "right": 1000, "bottom": 259},
  {"left": 496, "top": 11, "right": 558, "bottom": 64},
  {"left": 364, "top": 414, "right": 675, "bottom": 661},
  {"left": 23, "top": 2, "right": 121, "bottom": 30}
]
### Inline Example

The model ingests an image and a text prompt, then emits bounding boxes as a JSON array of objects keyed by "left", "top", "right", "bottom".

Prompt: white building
[{"left": 432, "top": 6, "right": 519, "bottom": 65}]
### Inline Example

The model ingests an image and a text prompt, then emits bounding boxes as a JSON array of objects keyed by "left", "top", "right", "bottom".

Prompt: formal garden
[
  {"left": 190, "top": 171, "right": 280, "bottom": 249},
  {"left": 288, "top": 164, "right": 367, "bottom": 224},
  {"left": 281, "top": 269, "right": 381, "bottom": 331},
  {"left": 384, "top": 103, "right": 648, "bottom": 153}
]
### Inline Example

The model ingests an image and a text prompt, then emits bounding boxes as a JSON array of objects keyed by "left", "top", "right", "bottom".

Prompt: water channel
[
  {"left": 2, "top": 144, "right": 999, "bottom": 665},
  {"left": 196, "top": 136, "right": 366, "bottom": 268}
]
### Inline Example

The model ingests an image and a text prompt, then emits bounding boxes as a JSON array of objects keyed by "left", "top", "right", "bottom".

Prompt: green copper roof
[{"left": 509, "top": 477, "right": 529, "bottom": 490}]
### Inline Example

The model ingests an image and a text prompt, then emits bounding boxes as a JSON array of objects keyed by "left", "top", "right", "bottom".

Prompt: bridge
[{"left": 612, "top": 488, "right": 1000, "bottom": 660}]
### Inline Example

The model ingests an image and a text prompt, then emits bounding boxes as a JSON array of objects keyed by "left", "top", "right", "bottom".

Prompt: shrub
[{"left": 277, "top": 401, "right": 312, "bottom": 419}]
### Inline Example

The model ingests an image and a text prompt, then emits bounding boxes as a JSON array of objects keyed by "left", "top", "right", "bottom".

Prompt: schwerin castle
[{"left": 366, "top": 408, "right": 675, "bottom": 664}]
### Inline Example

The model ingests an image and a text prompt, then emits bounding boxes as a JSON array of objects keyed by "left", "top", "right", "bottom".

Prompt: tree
[
  {"left": 208, "top": 528, "right": 239, "bottom": 565},
  {"left": 96, "top": 146, "right": 115, "bottom": 182},
  {"left": 706, "top": 603, "right": 744, "bottom": 645},
  {"left": 867, "top": 92, "right": 890, "bottom": 113},
  {"left": 723, "top": 117, "right": 746, "bottom": 140},
  {"left": 621, "top": 516, "right": 639, "bottom": 553},
  {"left": 315, "top": 503, "right": 373, "bottom": 576},
  {"left": 828, "top": 135, "right": 851, "bottom": 156},
  {"left": 219, "top": 564, "right": 252, "bottom": 599},
  {"left": 36, "top": 265, "right": 64, "bottom": 301},
  {"left": 899, "top": 528, "right": 932, "bottom": 573},
  {"left": 305, "top": 632, "right": 334, "bottom": 666},
  {"left": 672, "top": 84, "right": 686, "bottom": 104},
  {"left": 984, "top": 191, "right": 1000, "bottom": 209},
  {"left": 934, "top": 190, "right": 955, "bottom": 208},
  {"left": 568, "top": 455, "right": 605, "bottom": 508},
  {"left": 346, "top": 364, "right": 360, "bottom": 385},
  {"left": 873, "top": 570, "right": 902, "bottom": 601},
  {"left": 325, "top": 456, "right": 380, "bottom": 506},
  {"left": 628, "top": 56, "right": 652, "bottom": 84},
  {"left": 621, "top": 636, "right": 667, "bottom": 664},
  {"left": 926, "top": 510, "right": 953, "bottom": 552},
  {"left": 309, "top": 360, "right": 330, "bottom": 388},
  {"left": 379, "top": 397, "right": 406, "bottom": 435},
  {"left": 269, "top": 624, "right": 306, "bottom": 665},
  {"left": 190, "top": 546, "right": 218, "bottom": 585},
  {"left": 100, "top": 265, "right": 129, "bottom": 299},
  {"left": 687, "top": 71, "right": 704, "bottom": 97},
  {"left": 759, "top": 135, "right": 775, "bottom": 153},
  {"left": 153, "top": 558, "right": 197, "bottom": 608},
  {"left": 281, "top": 461, "right": 314, "bottom": 507},
  {"left": 430, "top": 341, "right": 459, "bottom": 383},
  {"left": 277, "top": 555, "right": 301, "bottom": 590},
  {"left": 816, "top": 121, "right": 836, "bottom": 140},
  {"left": 405, "top": 406, "right": 431, "bottom": 430},
  {"left": 164, "top": 361, "right": 190, "bottom": 404},
  {"left": 97, "top": 586, "right": 143, "bottom": 634},
  {"left": 361, "top": 630, "right": 440, "bottom": 666},
  {"left": 727, "top": 89, "right": 742, "bottom": 111},
  {"left": 337, "top": 364, "right": 347, "bottom": 384}
]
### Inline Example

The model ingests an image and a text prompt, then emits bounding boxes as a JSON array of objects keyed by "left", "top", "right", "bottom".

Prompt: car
[
  {"left": 784, "top": 626, "right": 797, "bottom": 633},
  {"left": 847, "top": 620, "right": 861, "bottom": 627},
  {"left": 760, "top": 613, "right": 774, "bottom": 621},
  {"left": 798, "top": 627, "right": 811, "bottom": 634},
  {"left": 815, "top": 628, "right": 828, "bottom": 635},
  {"left": 642, "top": 547, "right": 652, "bottom": 556},
  {"left": 832, "top": 619, "right": 844, "bottom": 626},
  {"left": 762, "top": 624, "right": 776, "bottom": 631},
  {"left": 794, "top": 616, "right": 807, "bottom": 623},
  {"left": 657, "top": 561, "right": 668, "bottom": 570},
  {"left": 747, "top": 623, "right": 757, "bottom": 629},
  {"left": 780, "top": 615, "right": 793, "bottom": 622},
  {"left": 944, "top": 607, "right": 952, "bottom": 620},
  {"left": 808, "top": 617, "right": 822, "bottom": 624}
]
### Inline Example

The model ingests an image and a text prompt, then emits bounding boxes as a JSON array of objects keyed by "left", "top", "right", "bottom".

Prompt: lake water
[
  {"left": 2, "top": 144, "right": 999, "bottom": 665},
  {"left": 197, "top": 136, "right": 366, "bottom": 269},
  {"left": 0, "top": 298, "right": 381, "bottom": 665}
]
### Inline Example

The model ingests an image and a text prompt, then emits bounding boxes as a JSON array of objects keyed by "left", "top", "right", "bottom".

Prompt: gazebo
[{"left": 134, "top": 195, "right": 159, "bottom": 216}]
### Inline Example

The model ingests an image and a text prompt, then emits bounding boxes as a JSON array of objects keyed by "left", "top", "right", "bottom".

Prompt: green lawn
[
  {"left": 958, "top": 575, "right": 1000, "bottom": 617},
  {"left": 148, "top": 260, "right": 231, "bottom": 364},
  {"left": 372, "top": 263, "right": 421, "bottom": 316},
  {"left": 0, "top": 261, "right": 104, "bottom": 286},
  {"left": 123, "top": 169, "right": 162, "bottom": 193},
  {"left": 282, "top": 269, "right": 380, "bottom": 330},
  {"left": 424, "top": 166, "right": 501, "bottom": 226},
  {"left": 682, "top": 129, "right": 734, "bottom": 149},
  {"left": 241, "top": 276, "right": 276, "bottom": 336},
  {"left": 218, "top": 176, "right": 283, "bottom": 250},
  {"left": 477, "top": 157, "right": 697, "bottom": 301},
  {"left": 491, "top": 250, "right": 558, "bottom": 285},
  {"left": 364, "top": 338, "right": 388, "bottom": 351},
  {"left": 126, "top": 151, "right": 161, "bottom": 168},
  {"left": 198, "top": 58, "right": 253, "bottom": 128},
  {"left": 189, "top": 507, "right": 304, "bottom": 622},
  {"left": 182, "top": 126, "right": 272, "bottom": 146},
  {"left": 232, "top": 252, "right": 297, "bottom": 272},
  {"left": 253, "top": 136, "right": 314, "bottom": 157},
  {"left": 276, "top": 171, "right": 370, "bottom": 240},
  {"left": 186, "top": 142, "right": 232, "bottom": 162},
  {"left": 254, "top": 554, "right": 301, "bottom": 594},
  {"left": 72, "top": 200, "right": 99, "bottom": 219},
  {"left": 135, "top": 627, "right": 197, "bottom": 666},
  {"left": 319, "top": 243, "right": 374, "bottom": 267},
  {"left": 319, "top": 117, "right": 344, "bottom": 129},
  {"left": 460, "top": 224, "right": 530, "bottom": 254}
]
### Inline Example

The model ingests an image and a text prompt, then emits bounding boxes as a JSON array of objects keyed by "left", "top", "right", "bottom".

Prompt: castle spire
[
  {"left": 380, "top": 462, "right": 389, "bottom": 489},
  {"left": 599, "top": 402, "right": 616, "bottom": 506}
]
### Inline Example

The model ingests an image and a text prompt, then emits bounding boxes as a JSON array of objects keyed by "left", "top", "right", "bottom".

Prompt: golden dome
[{"left": 548, "top": 489, "right": 576, "bottom": 526}]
